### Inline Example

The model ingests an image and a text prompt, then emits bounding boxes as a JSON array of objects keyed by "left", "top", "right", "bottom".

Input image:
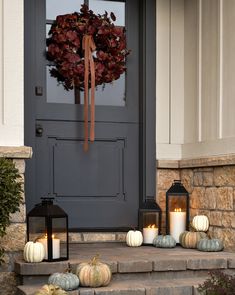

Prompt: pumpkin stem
[
  {"left": 34, "top": 234, "right": 47, "bottom": 243},
  {"left": 65, "top": 262, "right": 72, "bottom": 273},
  {"left": 189, "top": 223, "right": 196, "bottom": 232},
  {"left": 91, "top": 254, "right": 100, "bottom": 265},
  {"left": 33, "top": 236, "right": 43, "bottom": 243}
]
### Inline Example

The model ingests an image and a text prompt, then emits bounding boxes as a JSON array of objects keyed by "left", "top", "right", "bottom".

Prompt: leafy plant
[
  {"left": 0, "top": 158, "right": 23, "bottom": 262},
  {"left": 198, "top": 271, "right": 235, "bottom": 295}
]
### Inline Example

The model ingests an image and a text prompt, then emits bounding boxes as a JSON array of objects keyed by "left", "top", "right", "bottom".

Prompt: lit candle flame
[
  {"left": 147, "top": 224, "right": 157, "bottom": 228},
  {"left": 43, "top": 234, "right": 55, "bottom": 239},
  {"left": 174, "top": 208, "right": 182, "bottom": 212}
]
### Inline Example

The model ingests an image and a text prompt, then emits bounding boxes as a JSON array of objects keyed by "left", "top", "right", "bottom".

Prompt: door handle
[{"left": 36, "top": 125, "right": 43, "bottom": 137}]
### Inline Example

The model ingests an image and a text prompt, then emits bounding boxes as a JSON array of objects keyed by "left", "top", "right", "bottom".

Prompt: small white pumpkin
[
  {"left": 126, "top": 230, "right": 143, "bottom": 247},
  {"left": 192, "top": 215, "right": 209, "bottom": 232},
  {"left": 23, "top": 241, "right": 45, "bottom": 263}
]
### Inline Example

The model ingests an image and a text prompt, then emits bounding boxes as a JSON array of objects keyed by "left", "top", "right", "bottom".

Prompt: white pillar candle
[
  {"left": 38, "top": 235, "right": 60, "bottom": 259},
  {"left": 169, "top": 210, "right": 186, "bottom": 243},
  {"left": 143, "top": 226, "right": 158, "bottom": 244}
]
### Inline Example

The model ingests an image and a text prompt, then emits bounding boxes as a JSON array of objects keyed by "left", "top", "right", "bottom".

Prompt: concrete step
[
  {"left": 15, "top": 244, "right": 235, "bottom": 285},
  {"left": 17, "top": 277, "right": 204, "bottom": 295}
]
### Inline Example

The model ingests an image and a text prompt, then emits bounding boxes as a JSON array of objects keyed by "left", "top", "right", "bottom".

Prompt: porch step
[
  {"left": 17, "top": 278, "right": 204, "bottom": 295},
  {"left": 15, "top": 243, "right": 235, "bottom": 294}
]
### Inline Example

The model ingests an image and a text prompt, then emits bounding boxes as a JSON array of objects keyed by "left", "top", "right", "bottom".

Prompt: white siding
[
  {"left": 0, "top": 0, "right": 24, "bottom": 146},
  {"left": 222, "top": 0, "right": 235, "bottom": 138},
  {"left": 156, "top": 0, "right": 184, "bottom": 159},
  {"left": 157, "top": 0, "right": 235, "bottom": 159},
  {"left": 184, "top": 0, "right": 198, "bottom": 144}
]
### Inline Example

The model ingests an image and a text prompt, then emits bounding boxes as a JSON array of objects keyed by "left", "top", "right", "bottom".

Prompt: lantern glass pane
[
  {"left": 143, "top": 212, "right": 159, "bottom": 228},
  {"left": 52, "top": 218, "right": 68, "bottom": 258},
  {"left": 168, "top": 195, "right": 187, "bottom": 212},
  {"left": 28, "top": 217, "right": 46, "bottom": 242}
]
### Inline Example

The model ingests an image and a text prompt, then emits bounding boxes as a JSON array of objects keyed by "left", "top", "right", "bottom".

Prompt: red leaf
[{"left": 110, "top": 12, "right": 116, "bottom": 22}]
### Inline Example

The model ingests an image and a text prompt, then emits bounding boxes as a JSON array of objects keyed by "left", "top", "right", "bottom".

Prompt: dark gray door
[{"left": 25, "top": 0, "right": 141, "bottom": 230}]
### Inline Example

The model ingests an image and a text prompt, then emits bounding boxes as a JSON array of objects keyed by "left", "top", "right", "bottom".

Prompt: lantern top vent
[
  {"left": 140, "top": 198, "right": 162, "bottom": 211},
  {"left": 166, "top": 180, "right": 188, "bottom": 195},
  {"left": 27, "top": 197, "right": 68, "bottom": 217}
]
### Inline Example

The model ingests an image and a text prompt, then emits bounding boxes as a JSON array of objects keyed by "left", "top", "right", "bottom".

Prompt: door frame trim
[
  {"left": 24, "top": 0, "right": 156, "bottom": 229},
  {"left": 139, "top": 0, "right": 156, "bottom": 209}
]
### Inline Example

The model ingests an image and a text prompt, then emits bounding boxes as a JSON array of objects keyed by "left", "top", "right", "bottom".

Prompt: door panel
[{"left": 35, "top": 121, "right": 138, "bottom": 229}]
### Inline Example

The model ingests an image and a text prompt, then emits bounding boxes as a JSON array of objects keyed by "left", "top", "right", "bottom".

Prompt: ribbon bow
[{"left": 82, "top": 35, "right": 96, "bottom": 151}]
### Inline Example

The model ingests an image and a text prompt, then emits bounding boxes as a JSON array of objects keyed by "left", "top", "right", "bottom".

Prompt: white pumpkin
[
  {"left": 23, "top": 241, "right": 45, "bottom": 263},
  {"left": 192, "top": 215, "right": 209, "bottom": 232},
  {"left": 126, "top": 230, "right": 143, "bottom": 247}
]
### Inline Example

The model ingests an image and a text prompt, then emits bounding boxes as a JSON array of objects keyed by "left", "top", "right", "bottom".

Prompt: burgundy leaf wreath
[{"left": 46, "top": 4, "right": 129, "bottom": 151}]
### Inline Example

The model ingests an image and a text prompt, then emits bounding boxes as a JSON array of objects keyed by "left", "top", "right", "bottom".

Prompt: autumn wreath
[{"left": 46, "top": 4, "right": 129, "bottom": 150}]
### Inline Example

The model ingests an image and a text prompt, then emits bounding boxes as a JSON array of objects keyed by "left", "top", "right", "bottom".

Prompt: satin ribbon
[{"left": 82, "top": 35, "right": 96, "bottom": 151}]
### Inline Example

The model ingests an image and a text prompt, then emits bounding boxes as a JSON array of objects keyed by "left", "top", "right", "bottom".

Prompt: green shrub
[
  {"left": 0, "top": 158, "right": 23, "bottom": 262},
  {"left": 198, "top": 271, "right": 235, "bottom": 295}
]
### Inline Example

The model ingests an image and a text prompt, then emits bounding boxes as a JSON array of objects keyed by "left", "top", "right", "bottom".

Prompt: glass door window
[{"left": 46, "top": 0, "right": 126, "bottom": 106}]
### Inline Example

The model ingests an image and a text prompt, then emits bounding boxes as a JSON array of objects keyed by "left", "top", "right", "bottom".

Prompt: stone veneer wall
[
  {"left": 0, "top": 147, "right": 32, "bottom": 295},
  {"left": 157, "top": 155, "right": 235, "bottom": 251}
]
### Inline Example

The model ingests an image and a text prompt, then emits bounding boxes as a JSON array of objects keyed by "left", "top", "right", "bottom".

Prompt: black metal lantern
[
  {"left": 166, "top": 180, "right": 189, "bottom": 243},
  {"left": 139, "top": 198, "right": 162, "bottom": 244},
  {"left": 27, "top": 197, "right": 69, "bottom": 262}
]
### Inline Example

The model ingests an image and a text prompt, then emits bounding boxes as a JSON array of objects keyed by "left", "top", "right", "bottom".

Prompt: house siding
[
  {"left": 156, "top": 0, "right": 235, "bottom": 159},
  {"left": 0, "top": 0, "right": 24, "bottom": 146}
]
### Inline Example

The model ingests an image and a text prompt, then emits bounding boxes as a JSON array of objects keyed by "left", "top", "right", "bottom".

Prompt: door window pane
[
  {"left": 88, "top": 0, "right": 126, "bottom": 106},
  {"left": 46, "top": 0, "right": 84, "bottom": 20},
  {"left": 46, "top": 67, "right": 75, "bottom": 104},
  {"left": 89, "top": 0, "right": 125, "bottom": 26},
  {"left": 95, "top": 74, "right": 125, "bottom": 106},
  {"left": 78, "top": 74, "right": 125, "bottom": 106}
]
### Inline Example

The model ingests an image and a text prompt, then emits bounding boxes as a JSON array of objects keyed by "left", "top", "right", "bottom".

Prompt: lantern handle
[
  {"left": 173, "top": 180, "right": 181, "bottom": 184},
  {"left": 40, "top": 197, "right": 54, "bottom": 205}
]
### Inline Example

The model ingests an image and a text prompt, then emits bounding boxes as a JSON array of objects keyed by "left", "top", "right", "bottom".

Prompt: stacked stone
[
  {"left": 182, "top": 166, "right": 235, "bottom": 251},
  {"left": 0, "top": 147, "right": 32, "bottom": 295},
  {"left": 157, "top": 157, "right": 235, "bottom": 251}
]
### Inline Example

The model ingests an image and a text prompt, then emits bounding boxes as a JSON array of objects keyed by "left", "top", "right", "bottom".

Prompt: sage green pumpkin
[
  {"left": 197, "top": 238, "right": 224, "bottom": 252},
  {"left": 34, "top": 284, "right": 68, "bottom": 295},
  {"left": 48, "top": 269, "right": 79, "bottom": 291},
  {"left": 153, "top": 235, "right": 176, "bottom": 248},
  {"left": 76, "top": 255, "right": 112, "bottom": 287},
  {"left": 179, "top": 231, "right": 207, "bottom": 248}
]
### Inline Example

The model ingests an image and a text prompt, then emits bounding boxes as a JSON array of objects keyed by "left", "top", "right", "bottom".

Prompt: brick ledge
[
  {"left": 0, "top": 146, "right": 32, "bottom": 159},
  {"left": 157, "top": 154, "right": 235, "bottom": 168}
]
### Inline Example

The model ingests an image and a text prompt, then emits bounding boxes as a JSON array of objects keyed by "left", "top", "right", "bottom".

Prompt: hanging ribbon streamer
[{"left": 82, "top": 35, "right": 96, "bottom": 152}]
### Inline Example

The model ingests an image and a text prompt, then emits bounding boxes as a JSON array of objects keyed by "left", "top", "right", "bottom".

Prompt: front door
[
  {"left": 25, "top": 0, "right": 139, "bottom": 230},
  {"left": 25, "top": 0, "right": 155, "bottom": 230}
]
